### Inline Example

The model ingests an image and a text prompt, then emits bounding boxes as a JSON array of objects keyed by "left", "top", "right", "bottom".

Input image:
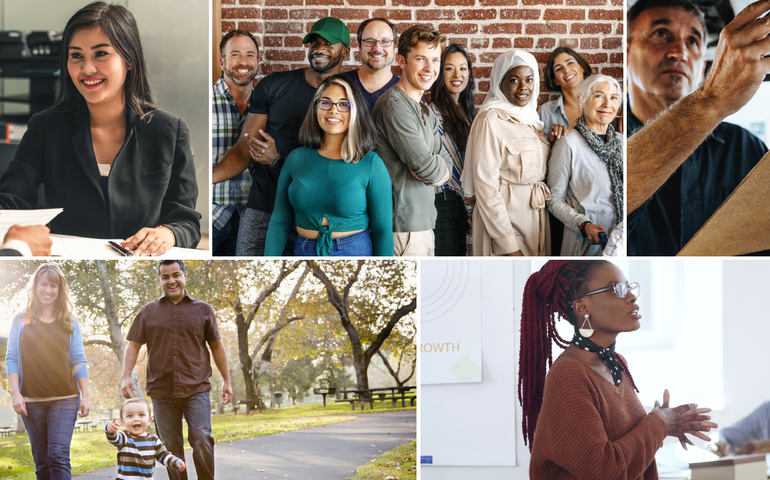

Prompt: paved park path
[{"left": 76, "top": 410, "right": 416, "bottom": 480}]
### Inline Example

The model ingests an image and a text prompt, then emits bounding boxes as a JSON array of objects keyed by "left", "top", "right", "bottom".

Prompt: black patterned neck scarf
[
  {"left": 574, "top": 116, "right": 624, "bottom": 220},
  {"left": 571, "top": 326, "right": 626, "bottom": 386}
]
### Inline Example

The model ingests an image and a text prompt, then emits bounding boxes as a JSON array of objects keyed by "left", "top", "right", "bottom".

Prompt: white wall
[{"left": 717, "top": 260, "right": 770, "bottom": 429}]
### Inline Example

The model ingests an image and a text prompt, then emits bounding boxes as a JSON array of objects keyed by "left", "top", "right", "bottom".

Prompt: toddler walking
[{"left": 106, "top": 398, "right": 185, "bottom": 479}]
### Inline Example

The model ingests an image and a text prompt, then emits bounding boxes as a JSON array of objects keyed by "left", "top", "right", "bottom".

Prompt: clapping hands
[{"left": 652, "top": 389, "right": 718, "bottom": 450}]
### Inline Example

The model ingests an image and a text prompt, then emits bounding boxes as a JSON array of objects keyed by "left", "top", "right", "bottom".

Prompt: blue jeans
[
  {"left": 212, "top": 209, "right": 240, "bottom": 256},
  {"left": 22, "top": 396, "right": 79, "bottom": 480},
  {"left": 293, "top": 229, "right": 374, "bottom": 256},
  {"left": 151, "top": 392, "right": 215, "bottom": 480}
]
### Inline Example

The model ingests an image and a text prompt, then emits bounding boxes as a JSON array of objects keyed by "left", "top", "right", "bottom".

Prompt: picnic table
[
  {"left": 336, "top": 386, "right": 417, "bottom": 411},
  {"left": 0, "top": 426, "right": 13, "bottom": 437},
  {"left": 77, "top": 421, "right": 94, "bottom": 433},
  {"left": 313, "top": 387, "right": 336, "bottom": 407}
]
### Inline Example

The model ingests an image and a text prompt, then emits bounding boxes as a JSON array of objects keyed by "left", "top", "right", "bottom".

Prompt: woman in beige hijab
[{"left": 461, "top": 50, "right": 551, "bottom": 256}]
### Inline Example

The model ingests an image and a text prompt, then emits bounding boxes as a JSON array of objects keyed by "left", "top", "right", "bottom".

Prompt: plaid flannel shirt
[{"left": 212, "top": 76, "right": 251, "bottom": 230}]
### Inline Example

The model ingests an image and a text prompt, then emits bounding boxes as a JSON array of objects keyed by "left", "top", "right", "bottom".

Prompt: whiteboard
[
  {"left": 421, "top": 260, "right": 483, "bottom": 384},
  {"left": 421, "top": 260, "right": 518, "bottom": 467}
]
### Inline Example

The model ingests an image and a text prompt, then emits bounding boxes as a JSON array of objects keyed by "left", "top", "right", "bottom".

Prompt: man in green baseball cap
[
  {"left": 212, "top": 17, "right": 351, "bottom": 256},
  {"left": 302, "top": 16, "right": 350, "bottom": 47}
]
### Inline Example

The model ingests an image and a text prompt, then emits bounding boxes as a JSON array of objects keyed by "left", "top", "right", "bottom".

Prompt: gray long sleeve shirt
[{"left": 372, "top": 86, "right": 452, "bottom": 232}]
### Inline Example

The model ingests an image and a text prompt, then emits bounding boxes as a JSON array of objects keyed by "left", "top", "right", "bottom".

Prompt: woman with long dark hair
[
  {"left": 539, "top": 47, "right": 592, "bottom": 143},
  {"left": 520, "top": 260, "right": 716, "bottom": 479},
  {"left": 265, "top": 75, "right": 392, "bottom": 256},
  {"left": 428, "top": 44, "right": 475, "bottom": 256},
  {"left": 0, "top": 2, "right": 200, "bottom": 255},
  {"left": 6, "top": 264, "right": 89, "bottom": 479}
]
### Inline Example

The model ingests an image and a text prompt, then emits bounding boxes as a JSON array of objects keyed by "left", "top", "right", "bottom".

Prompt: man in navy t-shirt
[{"left": 341, "top": 18, "right": 399, "bottom": 113}]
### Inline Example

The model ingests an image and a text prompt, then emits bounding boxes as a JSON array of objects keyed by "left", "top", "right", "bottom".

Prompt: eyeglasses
[
  {"left": 361, "top": 38, "right": 394, "bottom": 48},
  {"left": 577, "top": 282, "right": 640, "bottom": 300},
  {"left": 317, "top": 100, "right": 351, "bottom": 112}
]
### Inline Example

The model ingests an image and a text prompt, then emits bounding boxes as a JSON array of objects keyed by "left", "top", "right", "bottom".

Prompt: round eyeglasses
[
  {"left": 361, "top": 38, "right": 394, "bottom": 48},
  {"left": 317, "top": 100, "right": 351, "bottom": 112},
  {"left": 577, "top": 281, "right": 640, "bottom": 300}
]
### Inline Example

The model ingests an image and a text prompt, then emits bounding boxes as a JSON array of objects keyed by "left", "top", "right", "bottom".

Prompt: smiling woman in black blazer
[{"left": 0, "top": 1, "right": 200, "bottom": 255}]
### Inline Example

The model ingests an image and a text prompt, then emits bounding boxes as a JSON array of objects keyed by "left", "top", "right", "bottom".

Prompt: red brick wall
[{"left": 220, "top": 0, "right": 623, "bottom": 107}]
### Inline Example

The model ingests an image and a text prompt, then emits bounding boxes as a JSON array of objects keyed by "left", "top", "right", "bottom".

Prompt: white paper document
[{"left": 0, "top": 208, "right": 63, "bottom": 243}]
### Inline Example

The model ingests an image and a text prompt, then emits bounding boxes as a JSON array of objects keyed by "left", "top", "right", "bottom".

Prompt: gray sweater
[
  {"left": 372, "top": 86, "right": 452, "bottom": 232},
  {"left": 546, "top": 128, "right": 622, "bottom": 256}
]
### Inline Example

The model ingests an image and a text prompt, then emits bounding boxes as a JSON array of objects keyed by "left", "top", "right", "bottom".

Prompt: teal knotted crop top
[{"left": 264, "top": 147, "right": 393, "bottom": 256}]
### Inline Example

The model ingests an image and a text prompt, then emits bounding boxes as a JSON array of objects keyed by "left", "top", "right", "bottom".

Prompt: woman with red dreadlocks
[{"left": 519, "top": 260, "right": 717, "bottom": 479}]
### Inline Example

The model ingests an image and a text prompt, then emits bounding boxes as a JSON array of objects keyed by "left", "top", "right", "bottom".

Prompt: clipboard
[{"left": 678, "top": 151, "right": 770, "bottom": 256}]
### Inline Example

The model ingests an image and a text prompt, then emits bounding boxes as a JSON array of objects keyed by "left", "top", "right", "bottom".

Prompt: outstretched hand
[
  {"left": 652, "top": 389, "right": 717, "bottom": 450},
  {"left": 698, "top": 0, "right": 770, "bottom": 118},
  {"left": 106, "top": 418, "right": 121, "bottom": 434}
]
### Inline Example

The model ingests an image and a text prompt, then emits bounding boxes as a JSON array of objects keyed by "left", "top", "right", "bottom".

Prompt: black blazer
[{"left": 0, "top": 104, "right": 201, "bottom": 248}]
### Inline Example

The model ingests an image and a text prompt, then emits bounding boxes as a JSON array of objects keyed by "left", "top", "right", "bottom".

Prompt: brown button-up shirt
[{"left": 126, "top": 291, "right": 220, "bottom": 399}]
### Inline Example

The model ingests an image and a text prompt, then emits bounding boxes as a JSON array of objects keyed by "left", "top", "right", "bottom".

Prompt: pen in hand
[{"left": 108, "top": 241, "right": 134, "bottom": 256}]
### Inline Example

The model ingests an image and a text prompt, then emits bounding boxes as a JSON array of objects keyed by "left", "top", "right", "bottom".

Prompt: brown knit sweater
[{"left": 529, "top": 357, "right": 667, "bottom": 480}]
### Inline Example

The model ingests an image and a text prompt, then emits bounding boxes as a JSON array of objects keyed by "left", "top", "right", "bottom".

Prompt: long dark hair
[
  {"left": 52, "top": 1, "right": 157, "bottom": 119},
  {"left": 543, "top": 46, "right": 591, "bottom": 93},
  {"left": 429, "top": 44, "right": 475, "bottom": 149},
  {"left": 518, "top": 260, "right": 638, "bottom": 450},
  {"left": 299, "top": 75, "right": 377, "bottom": 163}
]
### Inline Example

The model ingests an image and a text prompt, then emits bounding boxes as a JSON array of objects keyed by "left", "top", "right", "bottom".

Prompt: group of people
[
  {"left": 7, "top": 261, "right": 231, "bottom": 480},
  {"left": 0, "top": 1, "right": 201, "bottom": 257},
  {"left": 212, "top": 16, "right": 625, "bottom": 257}
]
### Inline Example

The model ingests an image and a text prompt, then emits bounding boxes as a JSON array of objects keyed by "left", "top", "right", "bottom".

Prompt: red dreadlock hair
[{"left": 518, "top": 260, "right": 638, "bottom": 450}]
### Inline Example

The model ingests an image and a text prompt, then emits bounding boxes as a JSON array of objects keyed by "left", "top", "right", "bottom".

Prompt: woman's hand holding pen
[
  {"left": 121, "top": 227, "right": 175, "bottom": 256},
  {"left": 652, "top": 389, "right": 717, "bottom": 450}
]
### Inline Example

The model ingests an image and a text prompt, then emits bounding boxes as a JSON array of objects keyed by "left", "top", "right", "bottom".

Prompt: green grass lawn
[
  {"left": 347, "top": 440, "right": 416, "bottom": 480},
  {"left": 0, "top": 399, "right": 415, "bottom": 478}
]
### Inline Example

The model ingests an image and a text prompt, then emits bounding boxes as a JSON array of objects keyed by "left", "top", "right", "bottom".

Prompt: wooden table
[
  {"left": 0, "top": 426, "right": 12, "bottom": 437},
  {"left": 338, "top": 386, "right": 417, "bottom": 410},
  {"left": 77, "top": 421, "right": 92, "bottom": 433}
]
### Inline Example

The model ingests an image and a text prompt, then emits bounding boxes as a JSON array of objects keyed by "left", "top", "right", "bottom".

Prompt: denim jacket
[{"left": 5, "top": 312, "right": 88, "bottom": 392}]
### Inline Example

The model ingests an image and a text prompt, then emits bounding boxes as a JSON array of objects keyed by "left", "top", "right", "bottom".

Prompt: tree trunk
[
  {"left": 309, "top": 261, "right": 416, "bottom": 393},
  {"left": 95, "top": 260, "right": 144, "bottom": 400}
]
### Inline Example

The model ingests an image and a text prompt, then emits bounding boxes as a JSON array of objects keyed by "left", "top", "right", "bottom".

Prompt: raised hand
[{"left": 106, "top": 417, "right": 121, "bottom": 434}]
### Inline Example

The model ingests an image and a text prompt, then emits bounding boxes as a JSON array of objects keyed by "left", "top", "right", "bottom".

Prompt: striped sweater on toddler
[{"left": 105, "top": 428, "right": 182, "bottom": 479}]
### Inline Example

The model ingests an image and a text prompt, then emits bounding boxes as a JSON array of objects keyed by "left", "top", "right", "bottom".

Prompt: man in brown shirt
[{"left": 122, "top": 260, "right": 232, "bottom": 480}]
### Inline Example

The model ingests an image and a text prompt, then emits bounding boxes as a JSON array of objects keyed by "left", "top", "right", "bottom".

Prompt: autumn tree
[
  {"left": 308, "top": 260, "right": 416, "bottom": 393},
  {"left": 200, "top": 260, "right": 311, "bottom": 407}
]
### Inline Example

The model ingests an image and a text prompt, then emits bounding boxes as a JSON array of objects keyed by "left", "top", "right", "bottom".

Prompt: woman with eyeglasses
[
  {"left": 520, "top": 260, "right": 717, "bottom": 479},
  {"left": 264, "top": 75, "right": 393, "bottom": 256}
]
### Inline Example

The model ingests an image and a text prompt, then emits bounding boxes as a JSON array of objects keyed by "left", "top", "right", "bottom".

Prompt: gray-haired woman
[{"left": 546, "top": 74, "right": 624, "bottom": 256}]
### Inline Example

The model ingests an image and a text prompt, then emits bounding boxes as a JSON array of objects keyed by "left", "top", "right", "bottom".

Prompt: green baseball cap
[{"left": 302, "top": 17, "right": 350, "bottom": 47}]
